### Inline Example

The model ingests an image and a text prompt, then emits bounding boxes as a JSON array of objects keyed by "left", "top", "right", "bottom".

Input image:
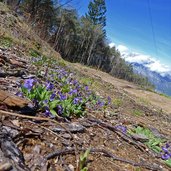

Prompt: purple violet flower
[
  {"left": 85, "top": 86, "right": 89, "bottom": 91},
  {"left": 115, "top": 125, "right": 127, "bottom": 134},
  {"left": 43, "top": 100, "right": 48, "bottom": 104},
  {"left": 73, "top": 97, "right": 80, "bottom": 105},
  {"left": 161, "top": 153, "right": 170, "bottom": 160},
  {"left": 76, "top": 84, "right": 81, "bottom": 89},
  {"left": 50, "top": 93, "right": 56, "bottom": 101},
  {"left": 45, "top": 109, "right": 51, "bottom": 116},
  {"left": 107, "top": 96, "right": 111, "bottom": 104},
  {"left": 45, "top": 81, "right": 54, "bottom": 90},
  {"left": 97, "top": 100, "right": 104, "bottom": 107},
  {"left": 69, "top": 89, "right": 77, "bottom": 95},
  {"left": 166, "top": 143, "right": 170, "bottom": 148},
  {"left": 162, "top": 147, "right": 169, "bottom": 153},
  {"left": 44, "top": 106, "right": 51, "bottom": 116},
  {"left": 59, "top": 93, "right": 67, "bottom": 101},
  {"left": 73, "top": 80, "right": 78, "bottom": 85},
  {"left": 161, "top": 142, "right": 171, "bottom": 160},
  {"left": 16, "top": 92, "right": 23, "bottom": 97},
  {"left": 23, "top": 79, "right": 35, "bottom": 90},
  {"left": 57, "top": 105, "right": 63, "bottom": 115}
]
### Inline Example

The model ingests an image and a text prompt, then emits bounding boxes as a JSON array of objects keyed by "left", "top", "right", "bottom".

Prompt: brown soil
[
  {"left": 0, "top": 3, "right": 171, "bottom": 170},
  {"left": 73, "top": 63, "right": 171, "bottom": 114},
  {"left": 1, "top": 47, "right": 171, "bottom": 171}
]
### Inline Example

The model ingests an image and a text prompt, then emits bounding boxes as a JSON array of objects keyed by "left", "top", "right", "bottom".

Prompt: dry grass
[{"left": 0, "top": 2, "right": 60, "bottom": 59}]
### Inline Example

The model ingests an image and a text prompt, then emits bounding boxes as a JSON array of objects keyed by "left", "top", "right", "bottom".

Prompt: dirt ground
[
  {"left": 1, "top": 3, "right": 171, "bottom": 170},
  {"left": 1, "top": 47, "right": 171, "bottom": 171},
  {"left": 73, "top": 63, "right": 171, "bottom": 115}
]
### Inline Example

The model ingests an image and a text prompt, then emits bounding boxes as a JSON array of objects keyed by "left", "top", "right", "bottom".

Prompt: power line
[{"left": 147, "top": 0, "right": 159, "bottom": 58}]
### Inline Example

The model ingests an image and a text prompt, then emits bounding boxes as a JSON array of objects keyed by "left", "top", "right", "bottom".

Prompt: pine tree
[{"left": 86, "top": 0, "right": 106, "bottom": 35}]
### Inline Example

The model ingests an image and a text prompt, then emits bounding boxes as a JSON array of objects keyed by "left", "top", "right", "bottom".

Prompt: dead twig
[
  {"left": 38, "top": 125, "right": 66, "bottom": 141},
  {"left": 0, "top": 110, "right": 73, "bottom": 139},
  {"left": 45, "top": 147, "right": 161, "bottom": 171}
]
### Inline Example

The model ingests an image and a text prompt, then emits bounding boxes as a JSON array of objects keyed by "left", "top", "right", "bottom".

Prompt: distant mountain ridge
[
  {"left": 120, "top": 52, "right": 171, "bottom": 96},
  {"left": 132, "top": 62, "right": 171, "bottom": 96}
]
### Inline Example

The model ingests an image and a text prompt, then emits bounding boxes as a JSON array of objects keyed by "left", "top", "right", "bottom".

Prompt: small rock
[
  {"left": 22, "top": 75, "right": 36, "bottom": 79},
  {"left": 61, "top": 133, "right": 71, "bottom": 139},
  {"left": 11, "top": 119, "right": 20, "bottom": 127},
  {"left": 61, "top": 140, "right": 71, "bottom": 146},
  {"left": 53, "top": 122, "right": 85, "bottom": 133},
  {"left": 131, "top": 134, "right": 149, "bottom": 142},
  {"left": 81, "top": 121, "right": 97, "bottom": 127},
  {"left": 52, "top": 127, "right": 65, "bottom": 132},
  {"left": 2, "top": 126, "right": 20, "bottom": 138},
  {"left": 67, "top": 122, "right": 85, "bottom": 133},
  {"left": 49, "top": 143, "right": 53, "bottom": 148},
  {"left": 68, "top": 164, "right": 74, "bottom": 171},
  {"left": 33, "top": 145, "right": 41, "bottom": 154}
]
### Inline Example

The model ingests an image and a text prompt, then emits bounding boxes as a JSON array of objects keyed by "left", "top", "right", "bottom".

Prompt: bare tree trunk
[
  {"left": 87, "top": 29, "right": 100, "bottom": 65},
  {"left": 53, "top": 15, "right": 64, "bottom": 51},
  {"left": 87, "top": 38, "right": 95, "bottom": 65}
]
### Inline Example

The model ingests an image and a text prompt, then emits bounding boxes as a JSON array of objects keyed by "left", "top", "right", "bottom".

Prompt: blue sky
[{"left": 69, "top": 0, "right": 171, "bottom": 71}]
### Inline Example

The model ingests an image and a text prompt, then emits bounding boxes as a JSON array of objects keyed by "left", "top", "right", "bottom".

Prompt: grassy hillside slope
[{"left": 0, "top": 3, "right": 171, "bottom": 171}]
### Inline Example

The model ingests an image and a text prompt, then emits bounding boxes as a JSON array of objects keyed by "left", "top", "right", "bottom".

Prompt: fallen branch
[
  {"left": 0, "top": 70, "right": 25, "bottom": 78},
  {"left": 45, "top": 147, "right": 161, "bottom": 171},
  {"left": 38, "top": 125, "right": 67, "bottom": 141},
  {"left": 0, "top": 110, "right": 73, "bottom": 139},
  {"left": 87, "top": 117, "right": 146, "bottom": 152}
]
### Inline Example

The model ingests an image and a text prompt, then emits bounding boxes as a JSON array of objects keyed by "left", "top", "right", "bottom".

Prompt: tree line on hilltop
[{"left": 1, "top": 0, "right": 154, "bottom": 89}]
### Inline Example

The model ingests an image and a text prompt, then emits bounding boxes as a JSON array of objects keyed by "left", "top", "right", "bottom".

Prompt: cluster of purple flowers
[
  {"left": 161, "top": 143, "right": 171, "bottom": 160},
  {"left": 19, "top": 65, "right": 111, "bottom": 117}
]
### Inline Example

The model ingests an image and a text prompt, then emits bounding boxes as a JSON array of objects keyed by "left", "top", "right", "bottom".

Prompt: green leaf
[
  {"left": 50, "top": 109, "right": 57, "bottom": 116},
  {"left": 151, "top": 139, "right": 162, "bottom": 146},
  {"left": 79, "top": 148, "right": 90, "bottom": 170},
  {"left": 83, "top": 148, "right": 90, "bottom": 159},
  {"left": 165, "top": 159, "right": 171, "bottom": 168},
  {"left": 40, "top": 90, "right": 47, "bottom": 100},
  {"left": 81, "top": 167, "right": 88, "bottom": 171},
  {"left": 49, "top": 100, "right": 59, "bottom": 109},
  {"left": 151, "top": 146, "right": 161, "bottom": 153},
  {"left": 92, "top": 100, "right": 97, "bottom": 105}
]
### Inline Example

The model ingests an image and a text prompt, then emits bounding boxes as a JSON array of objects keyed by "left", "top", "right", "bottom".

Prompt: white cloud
[
  {"left": 109, "top": 42, "right": 115, "bottom": 48},
  {"left": 124, "top": 54, "right": 152, "bottom": 64},
  {"left": 117, "top": 45, "right": 129, "bottom": 53},
  {"left": 116, "top": 44, "right": 171, "bottom": 76},
  {"left": 146, "top": 60, "right": 171, "bottom": 74}
]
